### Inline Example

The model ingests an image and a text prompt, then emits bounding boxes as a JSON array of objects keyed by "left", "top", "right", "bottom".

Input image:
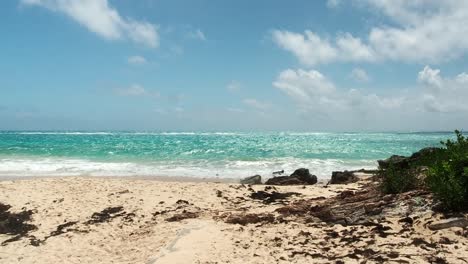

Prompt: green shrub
[
  {"left": 426, "top": 130, "right": 468, "bottom": 211},
  {"left": 380, "top": 164, "right": 418, "bottom": 194}
]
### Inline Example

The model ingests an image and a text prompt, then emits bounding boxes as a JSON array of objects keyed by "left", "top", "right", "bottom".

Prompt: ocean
[{"left": 0, "top": 131, "right": 454, "bottom": 179}]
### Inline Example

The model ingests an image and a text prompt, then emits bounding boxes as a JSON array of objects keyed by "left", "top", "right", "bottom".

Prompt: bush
[
  {"left": 379, "top": 164, "right": 418, "bottom": 194},
  {"left": 426, "top": 130, "right": 468, "bottom": 211}
]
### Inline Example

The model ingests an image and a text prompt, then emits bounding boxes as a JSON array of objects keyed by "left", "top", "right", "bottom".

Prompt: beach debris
[
  {"left": 175, "top": 200, "right": 189, "bottom": 205},
  {"left": 0, "top": 202, "right": 37, "bottom": 245},
  {"left": 249, "top": 190, "right": 300, "bottom": 204},
  {"left": 165, "top": 211, "right": 199, "bottom": 222},
  {"left": 85, "top": 206, "right": 124, "bottom": 224},
  {"left": 49, "top": 221, "right": 79, "bottom": 237},
  {"left": 275, "top": 182, "right": 431, "bottom": 226},
  {"left": 329, "top": 170, "right": 358, "bottom": 184},
  {"left": 272, "top": 170, "right": 284, "bottom": 175},
  {"left": 240, "top": 175, "right": 262, "bottom": 185},
  {"left": 224, "top": 213, "right": 275, "bottom": 226},
  {"left": 265, "top": 168, "right": 317, "bottom": 185},
  {"left": 428, "top": 218, "right": 468, "bottom": 230}
]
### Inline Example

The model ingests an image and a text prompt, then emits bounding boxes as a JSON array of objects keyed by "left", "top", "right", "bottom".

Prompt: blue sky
[{"left": 1, "top": 0, "right": 468, "bottom": 131}]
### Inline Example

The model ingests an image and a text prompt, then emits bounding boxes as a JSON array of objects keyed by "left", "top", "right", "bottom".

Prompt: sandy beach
[{"left": 1, "top": 175, "right": 467, "bottom": 264}]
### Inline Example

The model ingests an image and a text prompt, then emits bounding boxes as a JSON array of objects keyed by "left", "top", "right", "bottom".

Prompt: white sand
[{"left": 0, "top": 176, "right": 466, "bottom": 263}]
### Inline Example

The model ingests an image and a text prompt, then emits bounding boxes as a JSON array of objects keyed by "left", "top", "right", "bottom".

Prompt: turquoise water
[{"left": 0, "top": 131, "right": 454, "bottom": 179}]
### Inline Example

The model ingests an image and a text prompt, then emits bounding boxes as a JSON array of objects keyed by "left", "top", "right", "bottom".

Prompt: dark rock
[
  {"left": 329, "top": 170, "right": 357, "bottom": 184},
  {"left": 249, "top": 191, "right": 300, "bottom": 204},
  {"left": 428, "top": 218, "right": 468, "bottom": 230},
  {"left": 165, "top": 212, "right": 199, "bottom": 222},
  {"left": 377, "top": 155, "right": 409, "bottom": 170},
  {"left": 265, "top": 168, "right": 317, "bottom": 185},
  {"left": 409, "top": 147, "right": 439, "bottom": 161},
  {"left": 224, "top": 213, "right": 275, "bottom": 225},
  {"left": 378, "top": 147, "right": 441, "bottom": 170},
  {"left": 240, "top": 175, "right": 262, "bottom": 185}
]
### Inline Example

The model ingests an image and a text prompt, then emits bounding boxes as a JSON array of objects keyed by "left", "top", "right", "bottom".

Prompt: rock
[
  {"left": 428, "top": 218, "right": 468, "bottom": 230},
  {"left": 240, "top": 175, "right": 262, "bottom": 185},
  {"left": 249, "top": 190, "right": 300, "bottom": 204},
  {"left": 378, "top": 147, "right": 441, "bottom": 170},
  {"left": 265, "top": 168, "right": 317, "bottom": 185},
  {"left": 224, "top": 213, "right": 275, "bottom": 225},
  {"left": 409, "top": 147, "right": 440, "bottom": 163},
  {"left": 377, "top": 155, "right": 409, "bottom": 170},
  {"left": 329, "top": 170, "right": 357, "bottom": 184},
  {"left": 165, "top": 212, "right": 199, "bottom": 222}
]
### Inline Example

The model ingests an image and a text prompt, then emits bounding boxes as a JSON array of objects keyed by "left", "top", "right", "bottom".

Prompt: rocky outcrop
[
  {"left": 240, "top": 175, "right": 262, "bottom": 185},
  {"left": 378, "top": 147, "right": 441, "bottom": 170},
  {"left": 377, "top": 155, "right": 409, "bottom": 170},
  {"left": 329, "top": 170, "right": 357, "bottom": 184},
  {"left": 428, "top": 218, "right": 468, "bottom": 230},
  {"left": 265, "top": 168, "right": 317, "bottom": 185}
]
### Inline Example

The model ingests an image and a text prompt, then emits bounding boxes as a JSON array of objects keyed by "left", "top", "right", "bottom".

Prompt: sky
[{"left": 1, "top": 0, "right": 468, "bottom": 131}]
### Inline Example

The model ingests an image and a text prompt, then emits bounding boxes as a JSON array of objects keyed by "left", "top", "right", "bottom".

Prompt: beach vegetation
[
  {"left": 426, "top": 130, "right": 468, "bottom": 211},
  {"left": 379, "top": 164, "right": 418, "bottom": 194}
]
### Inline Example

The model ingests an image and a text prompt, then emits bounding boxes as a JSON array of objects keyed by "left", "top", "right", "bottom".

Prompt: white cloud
[
  {"left": 273, "top": 1, "right": 468, "bottom": 64},
  {"left": 243, "top": 98, "right": 270, "bottom": 111},
  {"left": 417, "top": 66, "right": 468, "bottom": 113},
  {"left": 273, "top": 69, "right": 335, "bottom": 106},
  {"left": 350, "top": 68, "right": 370, "bottom": 82},
  {"left": 456, "top": 72, "right": 468, "bottom": 83},
  {"left": 21, "top": 0, "right": 159, "bottom": 48},
  {"left": 417, "top": 66, "right": 442, "bottom": 88},
  {"left": 336, "top": 33, "right": 375, "bottom": 62},
  {"left": 272, "top": 30, "right": 376, "bottom": 65},
  {"left": 272, "top": 30, "right": 338, "bottom": 65},
  {"left": 226, "top": 81, "right": 241, "bottom": 92},
  {"left": 272, "top": 67, "right": 468, "bottom": 121},
  {"left": 187, "top": 29, "right": 206, "bottom": 41},
  {"left": 127, "top": 55, "right": 147, "bottom": 65}
]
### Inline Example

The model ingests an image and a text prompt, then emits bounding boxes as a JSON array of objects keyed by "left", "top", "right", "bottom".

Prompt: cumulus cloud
[
  {"left": 417, "top": 66, "right": 442, "bottom": 88},
  {"left": 274, "top": 66, "right": 468, "bottom": 124},
  {"left": 417, "top": 66, "right": 468, "bottom": 113},
  {"left": 272, "top": 30, "right": 338, "bottom": 65},
  {"left": 273, "top": 69, "right": 335, "bottom": 107},
  {"left": 350, "top": 68, "right": 370, "bottom": 82},
  {"left": 273, "top": 1, "right": 468, "bottom": 64},
  {"left": 273, "top": 68, "right": 391, "bottom": 114},
  {"left": 272, "top": 30, "right": 376, "bottom": 65},
  {"left": 127, "top": 55, "right": 147, "bottom": 65},
  {"left": 21, "top": 0, "right": 159, "bottom": 48}
]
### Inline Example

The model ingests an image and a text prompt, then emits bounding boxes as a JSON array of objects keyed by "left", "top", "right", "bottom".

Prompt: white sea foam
[
  {"left": 0, "top": 157, "right": 377, "bottom": 179},
  {"left": 16, "top": 132, "right": 114, "bottom": 135}
]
